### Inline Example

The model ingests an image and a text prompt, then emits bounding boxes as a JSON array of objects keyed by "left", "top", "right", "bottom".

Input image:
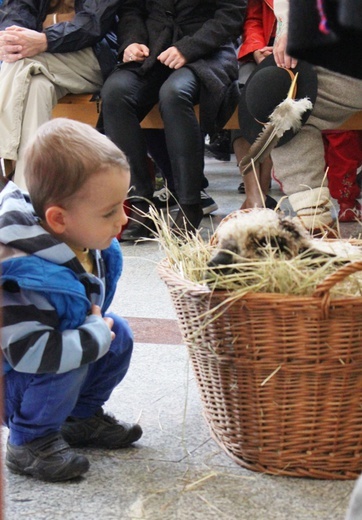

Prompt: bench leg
[{"left": 1, "top": 159, "right": 15, "bottom": 178}]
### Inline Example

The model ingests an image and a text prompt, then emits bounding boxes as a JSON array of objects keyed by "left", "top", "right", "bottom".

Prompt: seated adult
[
  {"left": 0, "top": 0, "right": 121, "bottom": 190},
  {"left": 232, "top": 0, "right": 301, "bottom": 210},
  {"left": 269, "top": 0, "right": 362, "bottom": 234},
  {"left": 101, "top": 0, "right": 247, "bottom": 241}
]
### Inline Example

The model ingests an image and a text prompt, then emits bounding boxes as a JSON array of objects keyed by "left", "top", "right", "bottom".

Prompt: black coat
[
  {"left": 0, "top": 0, "right": 122, "bottom": 79},
  {"left": 287, "top": 0, "right": 362, "bottom": 79},
  {"left": 117, "top": 0, "right": 247, "bottom": 134}
]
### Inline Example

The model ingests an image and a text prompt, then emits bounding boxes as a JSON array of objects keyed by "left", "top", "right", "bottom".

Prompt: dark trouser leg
[
  {"left": 101, "top": 65, "right": 168, "bottom": 200},
  {"left": 144, "top": 129, "right": 176, "bottom": 193},
  {"left": 159, "top": 68, "right": 204, "bottom": 206}
]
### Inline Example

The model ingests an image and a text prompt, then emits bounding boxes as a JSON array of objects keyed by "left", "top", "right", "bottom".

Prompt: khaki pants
[{"left": 0, "top": 48, "right": 103, "bottom": 190}]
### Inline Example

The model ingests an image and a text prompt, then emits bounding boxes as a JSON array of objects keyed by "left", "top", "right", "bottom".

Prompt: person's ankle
[{"left": 172, "top": 203, "right": 203, "bottom": 235}]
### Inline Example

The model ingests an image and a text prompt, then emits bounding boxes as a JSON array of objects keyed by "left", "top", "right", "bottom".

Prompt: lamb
[{"left": 208, "top": 208, "right": 359, "bottom": 269}]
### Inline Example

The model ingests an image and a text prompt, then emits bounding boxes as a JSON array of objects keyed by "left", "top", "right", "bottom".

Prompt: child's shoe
[
  {"left": 61, "top": 408, "right": 143, "bottom": 449},
  {"left": 338, "top": 201, "right": 362, "bottom": 222},
  {"left": 6, "top": 433, "right": 89, "bottom": 482}
]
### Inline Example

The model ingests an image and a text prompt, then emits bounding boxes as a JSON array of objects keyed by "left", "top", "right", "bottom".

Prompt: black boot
[
  {"left": 120, "top": 200, "right": 155, "bottom": 242},
  {"left": 171, "top": 203, "right": 203, "bottom": 236},
  {"left": 205, "top": 131, "right": 231, "bottom": 161}
]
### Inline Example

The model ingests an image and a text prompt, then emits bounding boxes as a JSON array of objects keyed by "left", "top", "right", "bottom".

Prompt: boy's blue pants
[{"left": 4, "top": 314, "right": 133, "bottom": 446}]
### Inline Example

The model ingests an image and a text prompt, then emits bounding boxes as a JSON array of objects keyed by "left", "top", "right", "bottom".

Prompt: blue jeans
[{"left": 4, "top": 314, "right": 133, "bottom": 445}]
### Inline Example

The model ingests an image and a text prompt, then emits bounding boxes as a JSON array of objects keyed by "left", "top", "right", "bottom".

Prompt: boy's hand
[{"left": 91, "top": 305, "right": 115, "bottom": 341}]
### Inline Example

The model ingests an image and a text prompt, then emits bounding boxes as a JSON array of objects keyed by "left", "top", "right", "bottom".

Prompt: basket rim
[{"left": 158, "top": 256, "right": 362, "bottom": 304}]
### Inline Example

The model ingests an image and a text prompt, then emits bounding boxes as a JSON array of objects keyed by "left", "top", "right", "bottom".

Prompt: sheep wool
[{"left": 209, "top": 208, "right": 360, "bottom": 267}]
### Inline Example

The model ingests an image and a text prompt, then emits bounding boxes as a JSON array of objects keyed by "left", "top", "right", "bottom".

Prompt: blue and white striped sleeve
[{"left": 1, "top": 288, "right": 112, "bottom": 374}]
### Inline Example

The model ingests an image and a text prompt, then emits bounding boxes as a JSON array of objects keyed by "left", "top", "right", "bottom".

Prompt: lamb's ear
[{"left": 208, "top": 251, "right": 234, "bottom": 268}]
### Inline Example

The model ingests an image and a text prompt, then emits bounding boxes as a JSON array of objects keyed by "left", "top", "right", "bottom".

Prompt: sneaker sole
[
  {"left": 6, "top": 457, "right": 90, "bottom": 482},
  {"left": 202, "top": 202, "right": 219, "bottom": 215}
]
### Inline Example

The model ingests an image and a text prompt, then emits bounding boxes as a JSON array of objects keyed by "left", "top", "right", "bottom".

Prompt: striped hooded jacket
[{"left": 0, "top": 181, "right": 123, "bottom": 375}]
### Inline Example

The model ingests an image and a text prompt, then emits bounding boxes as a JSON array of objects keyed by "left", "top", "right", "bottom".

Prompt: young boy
[{"left": 0, "top": 118, "right": 142, "bottom": 482}]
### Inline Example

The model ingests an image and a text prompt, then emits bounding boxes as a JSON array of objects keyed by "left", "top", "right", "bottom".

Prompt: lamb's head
[{"left": 208, "top": 208, "right": 313, "bottom": 269}]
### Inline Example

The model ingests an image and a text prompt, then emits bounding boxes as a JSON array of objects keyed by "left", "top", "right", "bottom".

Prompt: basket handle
[
  {"left": 313, "top": 260, "right": 362, "bottom": 297},
  {"left": 312, "top": 260, "right": 362, "bottom": 319}
]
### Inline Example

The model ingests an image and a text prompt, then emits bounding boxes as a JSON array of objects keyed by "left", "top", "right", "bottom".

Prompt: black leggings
[{"left": 101, "top": 63, "right": 204, "bottom": 205}]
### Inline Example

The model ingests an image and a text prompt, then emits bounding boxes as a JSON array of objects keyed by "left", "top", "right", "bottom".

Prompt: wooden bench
[
  {"left": 3, "top": 94, "right": 361, "bottom": 179},
  {"left": 52, "top": 93, "right": 362, "bottom": 130}
]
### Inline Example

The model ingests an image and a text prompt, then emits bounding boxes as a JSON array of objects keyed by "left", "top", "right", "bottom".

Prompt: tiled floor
[{"left": 3, "top": 157, "right": 361, "bottom": 519}]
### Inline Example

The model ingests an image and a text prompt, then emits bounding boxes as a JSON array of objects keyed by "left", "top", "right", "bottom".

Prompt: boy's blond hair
[{"left": 24, "top": 118, "right": 130, "bottom": 219}]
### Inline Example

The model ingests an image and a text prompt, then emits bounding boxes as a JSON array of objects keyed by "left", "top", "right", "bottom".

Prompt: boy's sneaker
[
  {"left": 61, "top": 408, "right": 143, "bottom": 449},
  {"left": 6, "top": 433, "right": 89, "bottom": 482},
  {"left": 201, "top": 190, "right": 218, "bottom": 215},
  {"left": 152, "top": 187, "right": 178, "bottom": 211}
]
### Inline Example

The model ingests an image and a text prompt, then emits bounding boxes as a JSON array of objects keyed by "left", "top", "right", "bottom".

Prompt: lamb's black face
[{"left": 207, "top": 250, "right": 236, "bottom": 273}]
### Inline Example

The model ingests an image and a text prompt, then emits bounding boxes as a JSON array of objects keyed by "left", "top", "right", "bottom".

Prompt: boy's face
[{"left": 59, "top": 166, "right": 130, "bottom": 250}]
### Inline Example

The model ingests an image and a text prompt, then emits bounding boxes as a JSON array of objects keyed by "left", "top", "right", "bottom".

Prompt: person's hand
[
  {"left": 0, "top": 26, "right": 47, "bottom": 62},
  {"left": 123, "top": 43, "right": 149, "bottom": 63},
  {"left": 253, "top": 46, "right": 273, "bottom": 64},
  {"left": 273, "top": 33, "right": 297, "bottom": 69},
  {"left": 157, "top": 46, "right": 186, "bottom": 69},
  {"left": 91, "top": 305, "right": 115, "bottom": 341}
]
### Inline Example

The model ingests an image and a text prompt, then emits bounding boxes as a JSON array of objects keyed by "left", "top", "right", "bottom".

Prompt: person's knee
[
  {"left": 159, "top": 80, "right": 180, "bottom": 106},
  {"left": 159, "top": 75, "right": 194, "bottom": 111},
  {"left": 28, "top": 74, "right": 57, "bottom": 105},
  {"left": 107, "top": 314, "right": 134, "bottom": 357},
  {"left": 101, "top": 73, "right": 129, "bottom": 110}
]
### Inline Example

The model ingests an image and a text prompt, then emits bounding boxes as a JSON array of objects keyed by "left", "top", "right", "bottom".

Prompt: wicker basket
[{"left": 159, "top": 258, "right": 362, "bottom": 480}]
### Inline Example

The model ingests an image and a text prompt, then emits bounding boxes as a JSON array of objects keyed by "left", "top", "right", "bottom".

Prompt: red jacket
[{"left": 238, "top": 0, "right": 276, "bottom": 61}]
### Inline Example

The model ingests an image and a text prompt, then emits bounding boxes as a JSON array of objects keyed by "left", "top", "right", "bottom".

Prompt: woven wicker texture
[{"left": 159, "top": 258, "right": 362, "bottom": 479}]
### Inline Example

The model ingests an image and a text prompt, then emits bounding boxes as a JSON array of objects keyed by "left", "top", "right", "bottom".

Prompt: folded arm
[
  {"left": 0, "top": 0, "right": 121, "bottom": 59},
  {"left": 1, "top": 288, "right": 113, "bottom": 374}
]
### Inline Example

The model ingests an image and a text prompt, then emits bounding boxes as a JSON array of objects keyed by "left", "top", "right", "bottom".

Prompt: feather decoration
[
  {"left": 239, "top": 97, "right": 313, "bottom": 176},
  {"left": 239, "top": 71, "right": 313, "bottom": 176}
]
